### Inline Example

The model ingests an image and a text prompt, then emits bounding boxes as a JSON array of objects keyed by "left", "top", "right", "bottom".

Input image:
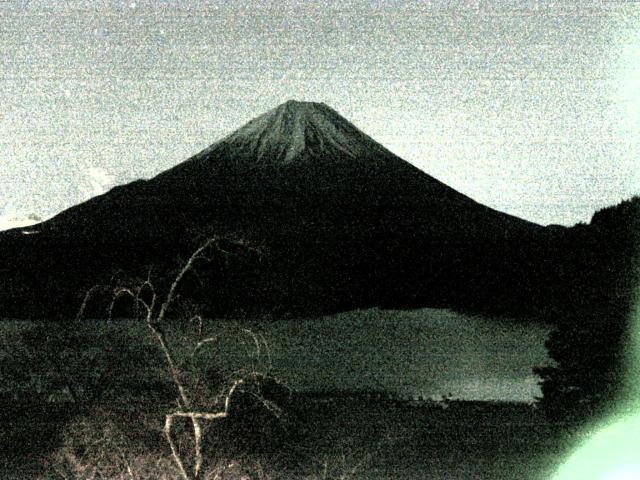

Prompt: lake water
[
  {"left": 1, "top": 308, "right": 552, "bottom": 402},
  {"left": 238, "top": 308, "right": 553, "bottom": 402}
]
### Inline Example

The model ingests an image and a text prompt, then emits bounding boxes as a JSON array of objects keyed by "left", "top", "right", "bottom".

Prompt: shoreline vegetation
[{"left": 0, "top": 394, "right": 578, "bottom": 480}]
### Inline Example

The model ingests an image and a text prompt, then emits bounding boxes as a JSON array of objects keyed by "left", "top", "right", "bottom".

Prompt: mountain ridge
[
  {"left": 0, "top": 100, "right": 544, "bottom": 319},
  {"left": 29, "top": 100, "right": 538, "bottom": 237}
]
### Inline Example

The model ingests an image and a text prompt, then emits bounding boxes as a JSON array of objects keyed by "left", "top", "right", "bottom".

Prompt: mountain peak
[
  {"left": 279, "top": 99, "right": 326, "bottom": 110},
  {"left": 203, "top": 100, "right": 391, "bottom": 167},
  {"left": 272, "top": 99, "right": 334, "bottom": 124}
]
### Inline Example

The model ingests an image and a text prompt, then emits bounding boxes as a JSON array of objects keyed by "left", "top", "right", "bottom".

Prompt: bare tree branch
[
  {"left": 75, "top": 285, "right": 109, "bottom": 322},
  {"left": 156, "top": 237, "right": 222, "bottom": 324},
  {"left": 71, "top": 236, "right": 280, "bottom": 480}
]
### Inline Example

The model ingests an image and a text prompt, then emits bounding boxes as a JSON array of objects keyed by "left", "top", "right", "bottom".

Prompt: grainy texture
[{"left": 1, "top": 0, "right": 639, "bottom": 227}]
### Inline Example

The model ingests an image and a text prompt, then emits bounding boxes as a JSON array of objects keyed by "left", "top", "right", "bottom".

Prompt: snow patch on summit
[{"left": 211, "top": 100, "right": 392, "bottom": 166}]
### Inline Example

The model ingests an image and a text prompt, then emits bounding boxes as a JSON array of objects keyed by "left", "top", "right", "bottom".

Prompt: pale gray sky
[{"left": 1, "top": 0, "right": 639, "bottom": 229}]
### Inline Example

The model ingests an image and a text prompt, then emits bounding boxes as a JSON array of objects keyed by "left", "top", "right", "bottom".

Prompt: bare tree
[{"left": 77, "top": 237, "right": 286, "bottom": 480}]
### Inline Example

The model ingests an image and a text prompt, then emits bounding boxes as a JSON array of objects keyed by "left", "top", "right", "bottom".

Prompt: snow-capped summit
[
  {"left": 209, "top": 100, "right": 390, "bottom": 166},
  {"left": 153, "top": 99, "right": 440, "bottom": 194}
]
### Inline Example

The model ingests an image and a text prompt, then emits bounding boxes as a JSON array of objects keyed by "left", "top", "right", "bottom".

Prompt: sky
[{"left": 1, "top": 0, "right": 639, "bottom": 230}]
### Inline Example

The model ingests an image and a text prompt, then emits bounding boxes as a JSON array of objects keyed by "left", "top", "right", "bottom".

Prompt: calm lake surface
[{"left": 1, "top": 308, "right": 552, "bottom": 402}]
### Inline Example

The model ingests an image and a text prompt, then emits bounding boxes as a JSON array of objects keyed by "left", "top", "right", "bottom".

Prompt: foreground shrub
[{"left": 41, "top": 406, "right": 178, "bottom": 480}]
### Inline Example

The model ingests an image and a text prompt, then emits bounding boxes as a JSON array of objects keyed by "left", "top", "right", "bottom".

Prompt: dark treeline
[{"left": 532, "top": 197, "right": 640, "bottom": 421}]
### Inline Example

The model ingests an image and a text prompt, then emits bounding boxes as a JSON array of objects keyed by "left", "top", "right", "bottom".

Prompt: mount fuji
[{"left": 0, "top": 100, "right": 543, "bottom": 319}]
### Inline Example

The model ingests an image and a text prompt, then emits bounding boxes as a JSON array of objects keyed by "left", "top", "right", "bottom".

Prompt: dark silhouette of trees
[{"left": 535, "top": 197, "right": 640, "bottom": 422}]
